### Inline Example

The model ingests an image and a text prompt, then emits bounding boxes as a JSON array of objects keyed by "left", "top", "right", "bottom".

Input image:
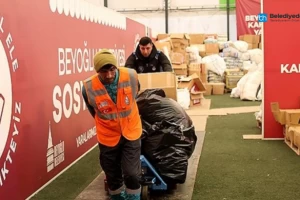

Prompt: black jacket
[{"left": 125, "top": 44, "right": 172, "bottom": 73}]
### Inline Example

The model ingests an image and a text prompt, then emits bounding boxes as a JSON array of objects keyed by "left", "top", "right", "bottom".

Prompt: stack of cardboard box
[
  {"left": 271, "top": 102, "right": 300, "bottom": 155},
  {"left": 204, "top": 65, "right": 225, "bottom": 95},
  {"left": 154, "top": 39, "right": 173, "bottom": 56},
  {"left": 156, "top": 33, "right": 222, "bottom": 78},
  {"left": 187, "top": 63, "right": 225, "bottom": 96},
  {"left": 169, "top": 34, "right": 191, "bottom": 76},
  {"left": 189, "top": 34, "right": 205, "bottom": 57},
  {"left": 156, "top": 33, "right": 226, "bottom": 96},
  {"left": 178, "top": 73, "right": 206, "bottom": 106},
  {"left": 133, "top": 32, "right": 263, "bottom": 109}
]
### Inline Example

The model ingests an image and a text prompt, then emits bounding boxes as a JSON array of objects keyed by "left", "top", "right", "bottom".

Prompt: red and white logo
[
  {"left": 0, "top": 34, "right": 12, "bottom": 160},
  {"left": 0, "top": 16, "right": 21, "bottom": 187}
]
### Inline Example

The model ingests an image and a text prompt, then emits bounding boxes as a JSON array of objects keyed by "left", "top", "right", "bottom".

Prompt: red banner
[
  {"left": 0, "top": 1, "right": 147, "bottom": 199},
  {"left": 236, "top": 0, "right": 261, "bottom": 38},
  {"left": 263, "top": 1, "right": 300, "bottom": 138}
]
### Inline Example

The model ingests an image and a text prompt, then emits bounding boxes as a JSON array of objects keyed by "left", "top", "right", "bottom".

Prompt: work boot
[
  {"left": 109, "top": 191, "right": 126, "bottom": 200},
  {"left": 125, "top": 193, "right": 140, "bottom": 200}
]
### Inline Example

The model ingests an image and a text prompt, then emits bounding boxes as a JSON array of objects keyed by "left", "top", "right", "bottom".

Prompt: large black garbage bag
[
  {"left": 137, "top": 89, "right": 197, "bottom": 184},
  {"left": 137, "top": 89, "right": 193, "bottom": 128},
  {"left": 141, "top": 121, "right": 196, "bottom": 184},
  {"left": 137, "top": 88, "right": 166, "bottom": 99}
]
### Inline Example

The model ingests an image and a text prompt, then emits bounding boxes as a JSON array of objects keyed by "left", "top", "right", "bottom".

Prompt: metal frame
[{"left": 140, "top": 155, "right": 168, "bottom": 191}]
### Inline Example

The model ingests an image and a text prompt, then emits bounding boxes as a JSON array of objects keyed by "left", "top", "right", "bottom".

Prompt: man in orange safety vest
[{"left": 82, "top": 49, "right": 142, "bottom": 200}]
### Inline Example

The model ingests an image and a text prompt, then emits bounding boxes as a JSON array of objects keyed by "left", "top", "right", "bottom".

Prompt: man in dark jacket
[{"left": 125, "top": 36, "right": 172, "bottom": 73}]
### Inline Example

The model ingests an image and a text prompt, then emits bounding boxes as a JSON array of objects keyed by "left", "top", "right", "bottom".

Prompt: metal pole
[
  {"left": 227, "top": 0, "right": 230, "bottom": 41},
  {"left": 104, "top": 0, "right": 108, "bottom": 7},
  {"left": 165, "top": 0, "right": 168, "bottom": 33}
]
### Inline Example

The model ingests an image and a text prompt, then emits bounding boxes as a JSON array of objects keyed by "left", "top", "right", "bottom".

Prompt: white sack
[{"left": 202, "top": 54, "right": 227, "bottom": 76}]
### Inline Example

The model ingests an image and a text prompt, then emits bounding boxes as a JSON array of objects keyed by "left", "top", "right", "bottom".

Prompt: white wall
[
  {"left": 107, "top": 0, "right": 221, "bottom": 10},
  {"left": 124, "top": 10, "right": 237, "bottom": 41},
  {"left": 108, "top": 0, "right": 166, "bottom": 10},
  {"left": 97, "top": 0, "right": 237, "bottom": 41},
  {"left": 170, "top": 0, "right": 220, "bottom": 7}
]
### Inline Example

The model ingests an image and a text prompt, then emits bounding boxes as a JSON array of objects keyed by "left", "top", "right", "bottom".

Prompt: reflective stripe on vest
[
  {"left": 85, "top": 68, "right": 137, "bottom": 121},
  {"left": 127, "top": 68, "right": 137, "bottom": 99}
]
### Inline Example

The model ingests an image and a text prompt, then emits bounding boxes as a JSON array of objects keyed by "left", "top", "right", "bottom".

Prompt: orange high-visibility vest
[{"left": 84, "top": 67, "right": 142, "bottom": 147}]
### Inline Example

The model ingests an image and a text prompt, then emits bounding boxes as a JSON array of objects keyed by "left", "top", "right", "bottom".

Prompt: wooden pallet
[{"left": 284, "top": 138, "right": 300, "bottom": 155}]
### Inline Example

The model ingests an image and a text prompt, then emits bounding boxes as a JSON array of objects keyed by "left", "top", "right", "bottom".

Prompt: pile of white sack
[
  {"left": 218, "top": 41, "right": 250, "bottom": 70},
  {"left": 230, "top": 48, "right": 263, "bottom": 101}
]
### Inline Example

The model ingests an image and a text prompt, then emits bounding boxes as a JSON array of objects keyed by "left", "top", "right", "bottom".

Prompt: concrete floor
[
  {"left": 75, "top": 130, "right": 205, "bottom": 200},
  {"left": 75, "top": 99, "right": 260, "bottom": 200}
]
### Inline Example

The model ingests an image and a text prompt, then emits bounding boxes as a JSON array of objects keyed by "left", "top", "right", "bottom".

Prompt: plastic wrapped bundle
[{"left": 137, "top": 89, "right": 197, "bottom": 184}]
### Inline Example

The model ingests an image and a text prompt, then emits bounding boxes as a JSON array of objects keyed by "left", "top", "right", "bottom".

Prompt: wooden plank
[{"left": 243, "top": 134, "right": 262, "bottom": 140}]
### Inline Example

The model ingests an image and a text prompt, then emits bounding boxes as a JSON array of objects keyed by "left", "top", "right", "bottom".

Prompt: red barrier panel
[
  {"left": 0, "top": 1, "right": 147, "bottom": 199},
  {"left": 236, "top": 0, "right": 261, "bottom": 38},
  {"left": 263, "top": 1, "right": 300, "bottom": 138}
]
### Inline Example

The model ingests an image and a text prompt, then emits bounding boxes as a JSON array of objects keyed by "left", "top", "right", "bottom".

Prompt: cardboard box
[
  {"left": 170, "top": 34, "right": 190, "bottom": 45},
  {"left": 154, "top": 41, "right": 172, "bottom": 54},
  {"left": 247, "top": 43, "right": 259, "bottom": 49},
  {"left": 178, "top": 73, "right": 206, "bottom": 107},
  {"left": 243, "top": 34, "right": 260, "bottom": 43},
  {"left": 189, "top": 34, "right": 205, "bottom": 44},
  {"left": 199, "top": 51, "right": 206, "bottom": 57},
  {"left": 190, "top": 44, "right": 205, "bottom": 52},
  {"left": 173, "top": 64, "right": 188, "bottom": 76},
  {"left": 203, "top": 83, "right": 213, "bottom": 95},
  {"left": 270, "top": 102, "right": 286, "bottom": 125},
  {"left": 205, "top": 43, "right": 219, "bottom": 54},
  {"left": 170, "top": 33, "right": 190, "bottom": 54},
  {"left": 185, "top": 53, "right": 190, "bottom": 65},
  {"left": 200, "top": 64, "right": 208, "bottom": 83},
  {"left": 205, "top": 34, "right": 218, "bottom": 39},
  {"left": 200, "top": 74, "right": 207, "bottom": 83},
  {"left": 285, "top": 111, "right": 300, "bottom": 126},
  {"left": 138, "top": 72, "right": 177, "bottom": 100},
  {"left": 170, "top": 33, "right": 190, "bottom": 40},
  {"left": 171, "top": 52, "right": 185, "bottom": 64},
  {"left": 190, "top": 92, "right": 204, "bottom": 106},
  {"left": 292, "top": 127, "right": 300, "bottom": 148},
  {"left": 211, "top": 83, "right": 225, "bottom": 95},
  {"left": 270, "top": 102, "right": 300, "bottom": 125},
  {"left": 205, "top": 52, "right": 218, "bottom": 56},
  {"left": 157, "top": 34, "right": 169, "bottom": 40},
  {"left": 201, "top": 64, "right": 208, "bottom": 74},
  {"left": 177, "top": 74, "right": 206, "bottom": 91},
  {"left": 188, "top": 63, "right": 201, "bottom": 77}
]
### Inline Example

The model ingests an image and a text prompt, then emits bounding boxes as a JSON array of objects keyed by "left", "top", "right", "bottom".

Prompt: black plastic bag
[
  {"left": 137, "top": 88, "right": 166, "bottom": 99},
  {"left": 141, "top": 121, "right": 196, "bottom": 184},
  {"left": 137, "top": 89, "right": 192, "bottom": 128},
  {"left": 137, "top": 89, "right": 197, "bottom": 184}
]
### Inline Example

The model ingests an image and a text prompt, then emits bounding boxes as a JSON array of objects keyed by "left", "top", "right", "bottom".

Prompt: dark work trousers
[{"left": 98, "top": 136, "right": 141, "bottom": 192}]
